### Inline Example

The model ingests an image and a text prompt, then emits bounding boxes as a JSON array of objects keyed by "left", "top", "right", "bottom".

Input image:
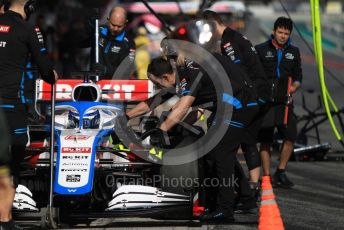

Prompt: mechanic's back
[
  {"left": 0, "top": 1, "right": 56, "bottom": 228},
  {"left": 0, "top": 10, "right": 54, "bottom": 101}
]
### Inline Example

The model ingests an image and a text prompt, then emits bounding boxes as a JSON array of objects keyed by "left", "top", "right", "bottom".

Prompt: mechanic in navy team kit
[
  {"left": 60, "top": 6, "right": 136, "bottom": 78},
  {"left": 67, "top": 6, "right": 136, "bottom": 79},
  {"left": 0, "top": 0, "right": 57, "bottom": 229},
  {"left": 255, "top": 17, "right": 302, "bottom": 188},
  {"left": 201, "top": 10, "right": 269, "bottom": 200},
  {"left": 92, "top": 6, "right": 136, "bottom": 78}
]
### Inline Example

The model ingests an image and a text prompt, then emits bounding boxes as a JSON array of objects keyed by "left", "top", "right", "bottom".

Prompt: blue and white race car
[{"left": 13, "top": 79, "right": 203, "bottom": 227}]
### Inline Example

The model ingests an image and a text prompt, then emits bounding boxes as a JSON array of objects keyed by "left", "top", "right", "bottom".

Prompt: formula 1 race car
[{"left": 13, "top": 79, "right": 203, "bottom": 227}]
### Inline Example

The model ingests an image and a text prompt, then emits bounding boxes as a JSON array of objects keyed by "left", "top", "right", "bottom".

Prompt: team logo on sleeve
[
  {"left": 179, "top": 78, "right": 190, "bottom": 96},
  {"left": 35, "top": 27, "right": 44, "bottom": 43},
  {"left": 0, "top": 25, "right": 10, "bottom": 33}
]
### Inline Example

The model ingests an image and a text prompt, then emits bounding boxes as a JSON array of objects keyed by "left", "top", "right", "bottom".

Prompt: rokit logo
[
  {"left": 0, "top": 25, "right": 10, "bottom": 33},
  {"left": 37, "top": 80, "right": 152, "bottom": 101},
  {"left": 53, "top": 83, "right": 135, "bottom": 100},
  {"left": 62, "top": 147, "right": 91, "bottom": 153}
]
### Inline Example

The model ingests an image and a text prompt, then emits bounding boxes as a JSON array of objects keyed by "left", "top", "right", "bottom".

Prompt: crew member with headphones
[
  {"left": 0, "top": 0, "right": 8, "bottom": 14},
  {"left": 0, "top": 1, "right": 58, "bottom": 229}
]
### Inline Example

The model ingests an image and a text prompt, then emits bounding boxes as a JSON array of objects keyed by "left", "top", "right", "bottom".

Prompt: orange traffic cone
[{"left": 258, "top": 176, "right": 284, "bottom": 230}]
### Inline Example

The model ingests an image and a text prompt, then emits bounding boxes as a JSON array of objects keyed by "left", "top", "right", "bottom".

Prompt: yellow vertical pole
[{"left": 311, "top": 0, "right": 343, "bottom": 143}]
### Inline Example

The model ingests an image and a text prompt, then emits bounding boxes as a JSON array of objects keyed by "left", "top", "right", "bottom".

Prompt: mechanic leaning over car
[
  {"left": 255, "top": 17, "right": 302, "bottom": 188},
  {"left": 126, "top": 38, "right": 258, "bottom": 221},
  {"left": 0, "top": 0, "right": 57, "bottom": 229},
  {"left": 160, "top": 36, "right": 259, "bottom": 214},
  {"left": 201, "top": 11, "right": 269, "bottom": 196}
]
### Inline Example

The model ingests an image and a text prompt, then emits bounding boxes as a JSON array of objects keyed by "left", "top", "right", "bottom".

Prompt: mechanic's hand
[
  {"left": 150, "top": 128, "right": 167, "bottom": 147},
  {"left": 92, "top": 63, "right": 107, "bottom": 75},
  {"left": 141, "top": 128, "right": 169, "bottom": 148},
  {"left": 53, "top": 69, "right": 59, "bottom": 82},
  {"left": 290, "top": 83, "right": 299, "bottom": 94},
  {"left": 143, "top": 116, "right": 159, "bottom": 131}
]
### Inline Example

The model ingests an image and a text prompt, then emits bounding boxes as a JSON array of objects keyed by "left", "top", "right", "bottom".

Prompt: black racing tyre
[{"left": 156, "top": 130, "right": 203, "bottom": 219}]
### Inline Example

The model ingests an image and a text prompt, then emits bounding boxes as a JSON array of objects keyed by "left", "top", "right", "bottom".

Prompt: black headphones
[
  {"left": 24, "top": 0, "right": 36, "bottom": 18},
  {"left": 0, "top": 0, "right": 10, "bottom": 11}
]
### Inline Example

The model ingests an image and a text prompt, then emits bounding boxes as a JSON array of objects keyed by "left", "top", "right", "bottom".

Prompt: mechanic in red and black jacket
[
  {"left": 255, "top": 17, "right": 302, "bottom": 189},
  {"left": 0, "top": 1, "right": 57, "bottom": 228},
  {"left": 201, "top": 10, "right": 269, "bottom": 196}
]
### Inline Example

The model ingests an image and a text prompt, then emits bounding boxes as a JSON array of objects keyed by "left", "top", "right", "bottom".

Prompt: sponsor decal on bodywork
[
  {"left": 36, "top": 79, "right": 153, "bottom": 101},
  {"left": 64, "top": 135, "right": 91, "bottom": 140},
  {"left": 62, "top": 147, "right": 91, "bottom": 153}
]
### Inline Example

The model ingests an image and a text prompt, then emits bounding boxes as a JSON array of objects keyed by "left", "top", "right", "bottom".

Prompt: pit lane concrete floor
[{"left": 51, "top": 153, "right": 343, "bottom": 230}]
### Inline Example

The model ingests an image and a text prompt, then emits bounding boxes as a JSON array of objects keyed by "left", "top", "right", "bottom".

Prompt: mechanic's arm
[
  {"left": 126, "top": 100, "right": 151, "bottom": 119},
  {"left": 128, "top": 38, "right": 136, "bottom": 62},
  {"left": 27, "top": 26, "right": 56, "bottom": 84},
  {"left": 290, "top": 80, "right": 300, "bottom": 94},
  {"left": 159, "top": 95, "right": 195, "bottom": 132},
  {"left": 127, "top": 88, "right": 175, "bottom": 119},
  {"left": 290, "top": 48, "right": 302, "bottom": 93},
  {"left": 182, "top": 109, "right": 204, "bottom": 125}
]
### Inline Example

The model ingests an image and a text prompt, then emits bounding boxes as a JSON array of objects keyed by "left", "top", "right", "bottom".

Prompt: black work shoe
[
  {"left": 0, "top": 220, "right": 23, "bottom": 230},
  {"left": 234, "top": 197, "right": 258, "bottom": 214},
  {"left": 201, "top": 210, "right": 235, "bottom": 223},
  {"left": 273, "top": 171, "right": 294, "bottom": 189}
]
